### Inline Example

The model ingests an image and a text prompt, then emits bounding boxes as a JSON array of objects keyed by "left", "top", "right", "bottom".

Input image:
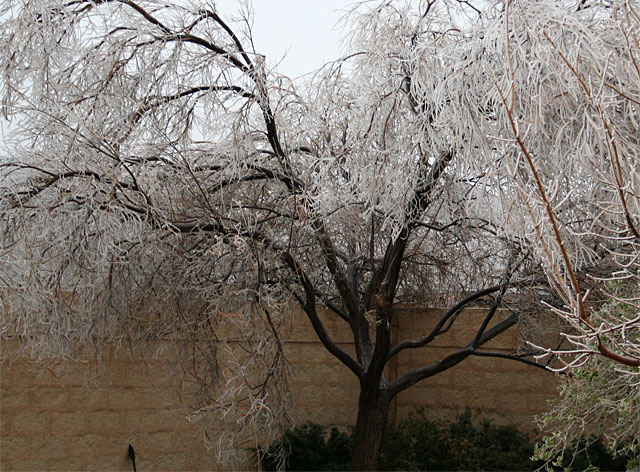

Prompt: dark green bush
[
  {"left": 260, "top": 408, "right": 633, "bottom": 471},
  {"left": 381, "top": 408, "right": 535, "bottom": 471},
  {"left": 260, "top": 422, "right": 351, "bottom": 471}
]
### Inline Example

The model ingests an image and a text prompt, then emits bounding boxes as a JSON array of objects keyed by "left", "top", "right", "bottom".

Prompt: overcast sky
[
  {"left": 213, "top": 0, "right": 352, "bottom": 79},
  {"left": 0, "top": 1, "right": 353, "bottom": 142}
]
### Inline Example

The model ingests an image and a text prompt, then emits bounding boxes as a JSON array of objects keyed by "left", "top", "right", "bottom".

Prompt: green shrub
[
  {"left": 260, "top": 422, "right": 351, "bottom": 471},
  {"left": 260, "top": 408, "right": 633, "bottom": 471},
  {"left": 381, "top": 408, "right": 535, "bottom": 471}
]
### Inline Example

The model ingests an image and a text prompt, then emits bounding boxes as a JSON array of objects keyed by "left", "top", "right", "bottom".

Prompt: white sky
[{"left": 213, "top": 0, "right": 352, "bottom": 79}]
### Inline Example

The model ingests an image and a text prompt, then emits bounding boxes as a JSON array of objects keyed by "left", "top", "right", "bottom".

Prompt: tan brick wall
[
  {"left": 1, "top": 307, "right": 559, "bottom": 471},
  {"left": 0, "top": 346, "right": 226, "bottom": 471}
]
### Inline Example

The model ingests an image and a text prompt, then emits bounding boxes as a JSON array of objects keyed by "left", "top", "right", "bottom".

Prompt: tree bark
[{"left": 350, "top": 385, "right": 391, "bottom": 471}]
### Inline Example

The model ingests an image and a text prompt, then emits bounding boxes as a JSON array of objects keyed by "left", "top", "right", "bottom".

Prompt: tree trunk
[{"left": 350, "top": 385, "right": 390, "bottom": 471}]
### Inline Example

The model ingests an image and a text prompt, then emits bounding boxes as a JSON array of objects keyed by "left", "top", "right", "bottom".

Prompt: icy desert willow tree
[
  {"left": 488, "top": 0, "right": 640, "bottom": 459},
  {"left": 1, "top": 0, "right": 638, "bottom": 469}
]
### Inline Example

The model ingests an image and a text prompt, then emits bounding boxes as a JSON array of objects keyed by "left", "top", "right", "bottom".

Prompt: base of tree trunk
[{"left": 350, "top": 386, "right": 390, "bottom": 471}]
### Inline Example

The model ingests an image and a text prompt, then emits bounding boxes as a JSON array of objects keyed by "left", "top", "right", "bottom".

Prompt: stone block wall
[
  {"left": 1, "top": 345, "right": 223, "bottom": 471},
  {"left": 1, "top": 307, "right": 560, "bottom": 470}
]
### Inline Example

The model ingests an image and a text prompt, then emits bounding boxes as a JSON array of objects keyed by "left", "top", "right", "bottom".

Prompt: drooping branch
[
  {"left": 494, "top": 34, "right": 640, "bottom": 367},
  {"left": 187, "top": 7, "right": 256, "bottom": 69},
  {"left": 544, "top": 31, "right": 640, "bottom": 242},
  {"left": 111, "top": 0, "right": 251, "bottom": 72},
  {"left": 282, "top": 252, "right": 363, "bottom": 377},
  {"left": 126, "top": 85, "right": 255, "bottom": 125}
]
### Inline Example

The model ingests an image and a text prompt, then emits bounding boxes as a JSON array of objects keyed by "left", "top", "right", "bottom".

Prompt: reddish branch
[{"left": 494, "top": 30, "right": 640, "bottom": 367}]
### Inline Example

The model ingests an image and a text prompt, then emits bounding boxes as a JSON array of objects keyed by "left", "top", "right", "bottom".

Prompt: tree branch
[
  {"left": 468, "top": 350, "right": 555, "bottom": 373},
  {"left": 387, "top": 284, "right": 504, "bottom": 361},
  {"left": 388, "top": 312, "right": 519, "bottom": 397},
  {"left": 282, "top": 253, "right": 363, "bottom": 377}
]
